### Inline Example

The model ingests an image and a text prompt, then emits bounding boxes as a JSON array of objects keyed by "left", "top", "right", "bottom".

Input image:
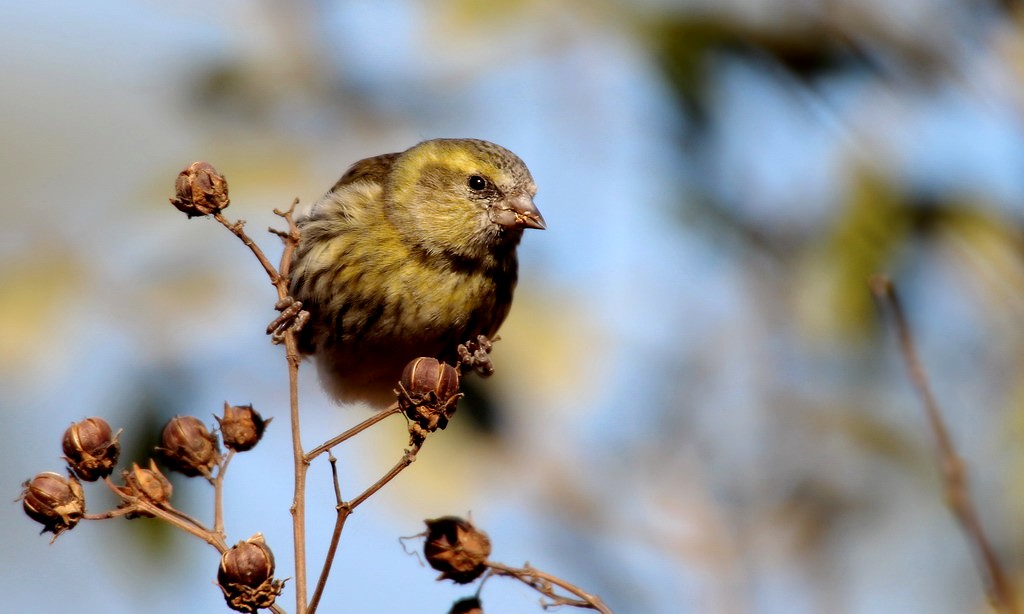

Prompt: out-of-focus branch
[
  {"left": 485, "top": 561, "right": 613, "bottom": 614},
  {"left": 870, "top": 274, "right": 1017, "bottom": 614}
]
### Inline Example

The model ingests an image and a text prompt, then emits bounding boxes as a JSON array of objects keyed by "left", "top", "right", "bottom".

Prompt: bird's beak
[{"left": 491, "top": 195, "right": 546, "bottom": 230}]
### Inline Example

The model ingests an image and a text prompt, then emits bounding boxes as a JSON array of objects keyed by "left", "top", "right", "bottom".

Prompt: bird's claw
[
  {"left": 267, "top": 296, "right": 309, "bottom": 344},
  {"left": 457, "top": 334, "right": 498, "bottom": 377}
]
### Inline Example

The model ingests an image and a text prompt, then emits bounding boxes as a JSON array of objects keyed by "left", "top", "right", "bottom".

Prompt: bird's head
[{"left": 385, "top": 139, "right": 545, "bottom": 263}]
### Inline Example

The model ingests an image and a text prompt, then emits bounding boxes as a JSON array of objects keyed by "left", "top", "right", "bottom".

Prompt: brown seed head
[
  {"left": 62, "top": 417, "right": 120, "bottom": 481},
  {"left": 170, "top": 161, "right": 229, "bottom": 218},
  {"left": 122, "top": 460, "right": 173, "bottom": 515},
  {"left": 424, "top": 516, "right": 492, "bottom": 584},
  {"left": 159, "top": 416, "right": 220, "bottom": 477},
  {"left": 20, "top": 472, "right": 85, "bottom": 540},
  {"left": 216, "top": 403, "right": 270, "bottom": 453},
  {"left": 398, "top": 358, "right": 462, "bottom": 442},
  {"left": 218, "top": 533, "right": 285, "bottom": 613}
]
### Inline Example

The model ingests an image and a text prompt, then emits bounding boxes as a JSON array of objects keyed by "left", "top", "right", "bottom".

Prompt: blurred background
[{"left": 4, "top": 1, "right": 1024, "bottom": 612}]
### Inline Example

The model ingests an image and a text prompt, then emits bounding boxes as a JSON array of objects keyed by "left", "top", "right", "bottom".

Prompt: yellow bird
[{"left": 289, "top": 139, "right": 545, "bottom": 406}]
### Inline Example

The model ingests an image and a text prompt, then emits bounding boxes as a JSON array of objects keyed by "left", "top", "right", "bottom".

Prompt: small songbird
[{"left": 289, "top": 138, "right": 545, "bottom": 406}]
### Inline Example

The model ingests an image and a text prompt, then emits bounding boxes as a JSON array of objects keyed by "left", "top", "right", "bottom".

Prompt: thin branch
[
  {"left": 214, "top": 199, "right": 417, "bottom": 612},
  {"left": 84, "top": 508, "right": 135, "bottom": 521},
  {"left": 273, "top": 203, "right": 309, "bottom": 614},
  {"left": 215, "top": 201, "right": 309, "bottom": 613},
  {"left": 102, "top": 478, "right": 228, "bottom": 553},
  {"left": 213, "top": 450, "right": 236, "bottom": 538},
  {"left": 287, "top": 331, "right": 308, "bottom": 614},
  {"left": 273, "top": 199, "right": 301, "bottom": 288},
  {"left": 308, "top": 441, "right": 422, "bottom": 613},
  {"left": 308, "top": 453, "right": 350, "bottom": 614},
  {"left": 870, "top": 274, "right": 1018, "bottom": 614},
  {"left": 347, "top": 444, "right": 421, "bottom": 511},
  {"left": 161, "top": 504, "right": 214, "bottom": 535},
  {"left": 306, "top": 405, "right": 401, "bottom": 462},
  {"left": 486, "top": 561, "right": 613, "bottom": 614},
  {"left": 213, "top": 213, "right": 287, "bottom": 293}
]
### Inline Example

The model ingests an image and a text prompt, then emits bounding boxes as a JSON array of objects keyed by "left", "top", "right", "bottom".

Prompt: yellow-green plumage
[{"left": 290, "top": 139, "right": 544, "bottom": 406}]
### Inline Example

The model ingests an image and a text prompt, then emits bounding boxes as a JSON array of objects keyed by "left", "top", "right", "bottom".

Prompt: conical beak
[{"left": 491, "top": 195, "right": 546, "bottom": 230}]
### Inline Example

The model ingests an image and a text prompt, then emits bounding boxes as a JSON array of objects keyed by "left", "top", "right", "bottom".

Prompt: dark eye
[{"left": 467, "top": 175, "right": 487, "bottom": 191}]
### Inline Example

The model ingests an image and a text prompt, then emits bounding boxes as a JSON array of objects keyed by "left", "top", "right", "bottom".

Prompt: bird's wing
[{"left": 328, "top": 152, "right": 401, "bottom": 193}]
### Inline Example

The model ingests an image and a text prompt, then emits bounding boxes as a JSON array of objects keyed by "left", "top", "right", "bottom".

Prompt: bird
[{"left": 288, "top": 138, "right": 545, "bottom": 407}]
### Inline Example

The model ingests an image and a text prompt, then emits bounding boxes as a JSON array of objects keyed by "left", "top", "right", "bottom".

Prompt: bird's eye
[{"left": 467, "top": 175, "right": 487, "bottom": 191}]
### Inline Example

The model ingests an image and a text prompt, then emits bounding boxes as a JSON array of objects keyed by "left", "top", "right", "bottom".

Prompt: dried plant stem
[
  {"left": 83, "top": 508, "right": 136, "bottom": 521},
  {"left": 274, "top": 203, "right": 310, "bottom": 614},
  {"left": 98, "top": 473, "right": 288, "bottom": 614},
  {"left": 102, "top": 477, "right": 228, "bottom": 552},
  {"left": 214, "top": 213, "right": 288, "bottom": 290},
  {"left": 870, "top": 275, "right": 1017, "bottom": 614},
  {"left": 307, "top": 433, "right": 421, "bottom": 614},
  {"left": 286, "top": 331, "right": 308, "bottom": 614},
  {"left": 213, "top": 450, "right": 235, "bottom": 538},
  {"left": 308, "top": 454, "right": 348, "bottom": 614},
  {"left": 215, "top": 200, "right": 415, "bottom": 613},
  {"left": 306, "top": 405, "right": 401, "bottom": 462},
  {"left": 216, "top": 202, "right": 311, "bottom": 614},
  {"left": 486, "top": 561, "right": 613, "bottom": 613},
  {"left": 163, "top": 504, "right": 212, "bottom": 534},
  {"left": 347, "top": 444, "right": 421, "bottom": 511}
]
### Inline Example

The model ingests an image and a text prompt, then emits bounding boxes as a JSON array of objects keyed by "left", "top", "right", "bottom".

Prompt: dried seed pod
[
  {"left": 170, "top": 161, "right": 229, "bottom": 218},
  {"left": 398, "top": 358, "right": 462, "bottom": 442},
  {"left": 424, "top": 516, "right": 492, "bottom": 584},
  {"left": 159, "top": 416, "right": 220, "bottom": 477},
  {"left": 449, "top": 597, "right": 484, "bottom": 614},
  {"left": 121, "top": 460, "right": 173, "bottom": 516},
  {"left": 218, "top": 533, "right": 285, "bottom": 613},
  {"left": 62, "top": 417, "right": 120, "bottom": 481},
  {"left": 216, "top": 403, "right": 270, "bottom": 452},
  {"left": 20, "top": 472, "right": 85, "bottom": 539}
]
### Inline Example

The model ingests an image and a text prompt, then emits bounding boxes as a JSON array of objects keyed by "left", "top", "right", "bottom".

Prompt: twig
[
  {"left": 214, "top": 199, "right": 417, "bottom": 613},
  {"left": 306, "top": 405, "right": 401, "bottom": 462},
  {"left": 308, "top": 453, "right": 350, "bottom": 614},
  {"left": 272, "top": 200, "right": 302, "bottom": 288},
  {"left": 273, "top": 203, "right": 310, "bottom": 614},
  {"left": 286, "top": 329, "right": 308, "bottom": 614},
  {"left": 213, "top": 450, "right": 235, "bottom": 538},
  {"left": 98, "top": 477, "right": 296, "bottom": 613},
  {"left": 102, "top": 477, "right": 228, "bottom": 553},
  {"left": 346, "top": 444, "right": 421, "bottom": 511},
  {"left": 213, "top": 213, "right": 288, "bottom": 294},
  {"left": 84, "top": 508, "right": 135, "bottom": 521},
  {"left": 162, "top": 504, "right": 214, "bottom": 535},
  {"left": 486, "top": 561, "right": 613, "bottom": 613},
  {"left": 307, "top": 442, "right": 421, "bottom": 614},
  {"left": 215, "top": 201, "right": 310, "bottom": 614},
  {"left": 870, "top": 274, "right": 1018, "bottom": 614}
]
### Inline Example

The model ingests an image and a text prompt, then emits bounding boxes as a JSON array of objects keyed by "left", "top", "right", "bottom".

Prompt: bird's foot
[
  {"left": 266, "top": 296, "right": 309, "bottom": 344},
  {"left": 457, "top": 334, "right": 498, "bottom": 377}
]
